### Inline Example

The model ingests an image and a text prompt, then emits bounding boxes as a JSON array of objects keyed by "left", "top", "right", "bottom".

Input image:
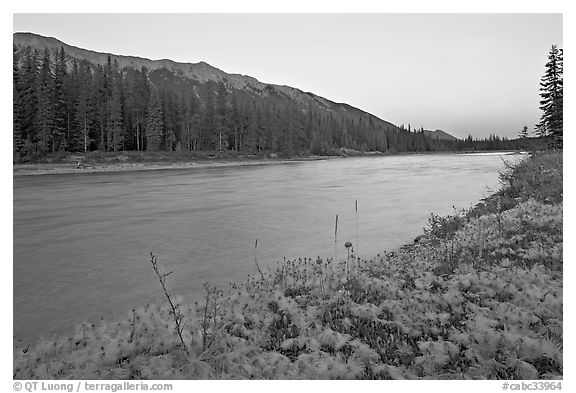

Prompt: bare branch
[{"left": 149, "top": 250, "right": 189, "bottom": 355}]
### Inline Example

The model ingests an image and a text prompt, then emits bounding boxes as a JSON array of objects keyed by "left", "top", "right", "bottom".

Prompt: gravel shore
[{"left": 12, "top": 157, "right": 330, "bottom": 176}]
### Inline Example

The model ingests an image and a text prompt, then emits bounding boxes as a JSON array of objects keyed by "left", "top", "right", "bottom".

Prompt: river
[{"left": 13, "top": 152, "right": 521, "bottom": 343}]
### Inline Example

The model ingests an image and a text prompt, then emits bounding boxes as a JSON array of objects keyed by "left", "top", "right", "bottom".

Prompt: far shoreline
[
  {"left": 13, "top": 149, "right": 522, "bottom": 176},
  {"left": 12, "top": 157, "right": 328, "bottom": 176}
]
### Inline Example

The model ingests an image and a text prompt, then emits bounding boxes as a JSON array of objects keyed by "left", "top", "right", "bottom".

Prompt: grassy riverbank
[{"left": 13, "top": 151, "right": 562, "bottom": 379}]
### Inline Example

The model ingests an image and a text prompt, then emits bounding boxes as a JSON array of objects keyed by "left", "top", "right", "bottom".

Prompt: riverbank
[
  {"left": 12, "top": 152, "right": 333, "bottom": 176},
  {"left": 13, "top": 149, "right": 521, "bottom": 176},
  {"left": 14, "top": 151, "right": 562, "bottom": 379}
]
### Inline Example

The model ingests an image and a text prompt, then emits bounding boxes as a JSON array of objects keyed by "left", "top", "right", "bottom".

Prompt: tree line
[{"left": 13, "top": 44, "right": 524, "bottom": 162}]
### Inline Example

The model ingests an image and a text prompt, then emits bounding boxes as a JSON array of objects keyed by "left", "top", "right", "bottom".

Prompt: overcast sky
[{"left": 13, "top": 13, "right": 562, "bottom": 139}]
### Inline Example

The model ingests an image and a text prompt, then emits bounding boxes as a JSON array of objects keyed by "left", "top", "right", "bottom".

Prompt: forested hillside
[{"left": 13, "top": 33, "right": 521, "bottom": 162}]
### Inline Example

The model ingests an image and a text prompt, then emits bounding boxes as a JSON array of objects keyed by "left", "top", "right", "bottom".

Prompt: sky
[{"left": 12, "top": 13, "right": 562, "bottom": 139}]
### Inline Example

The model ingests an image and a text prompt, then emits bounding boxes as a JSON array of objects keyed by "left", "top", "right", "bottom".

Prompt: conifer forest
[{"left": 12, "top": 44, "right": 523, "bottom": 163}]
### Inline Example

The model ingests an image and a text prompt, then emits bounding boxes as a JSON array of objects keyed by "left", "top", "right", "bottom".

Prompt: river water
[{"left": 13, "top": 152, "right": 520, "bottom": 343}]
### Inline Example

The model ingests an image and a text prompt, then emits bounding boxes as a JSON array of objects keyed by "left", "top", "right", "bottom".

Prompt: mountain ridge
[
  {"left": 13, "top": 31, "right": 401, "bottom": 130},
  {"left": 422, "top": 129, "right": 458, "bottom": 141},
  {"left": 13, "top": 31, "right": 466, "bottom": 158}
]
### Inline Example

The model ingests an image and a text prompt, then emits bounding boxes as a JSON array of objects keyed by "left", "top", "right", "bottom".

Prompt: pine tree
[
  {"left": 202, "top": 83, "right": 216, "bottom": 150},
  {"left": 230, "top": 92, "right": 240, "bottom": 151},
  {"left": 146, "top": 88, "right": 163, "bottom": 151},
  {"left": 123, "top": 66, "right": 150, "bottom": 151},
  {"left": 536, "top": 45, "right": 563, "bottom": 145},
  {"left": 66, "top": 58, "right": 81, "bottom": 151},
  {"left": 136, "top": 67, "right": 150, "bottom": 151},
  {"left": 93, "top": 64, "right": 108, "bottom": 151},
  {"left": 519, "top": 125, "right": 529, "bottom": 139},
  {"left": 36, "top": 48, "right": 56, "bottom": 153},
  {"left": 163, "top": 91, "right": 179, "bottom": 151},
  {"left": 19, "top": 47, "right": 39, "bottom": 149},
  {"left": 215, "top": 81, "right": 229, "bottom": 151},
  {"left": 53, "top": 46, "right": 68, "bottom": 150},
  {"left": 75, "top": 60, "right": 96, "bottom": 152},
  {"left": 13, "top": 45, "right": 24, "bottom": 161},
  {"left": 251, "top": 101, "right": 264, "bottom": 153},
  {"left": 107, "top": 73, "right": 124, "bottom": 152}
]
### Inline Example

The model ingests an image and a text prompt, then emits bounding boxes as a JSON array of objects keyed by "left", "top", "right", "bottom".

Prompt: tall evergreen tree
[
  {"left": 13, "top": 45, "right": 24, "bottom": 161},
  {"left": 107, "top": 71, "right": 124, "bottom": 152},
  {"left": 123, "top": 66, "right": 149, "bottom": 151},
  {"left": 180, "top": 88, "right": 199, "bottom": 151},
  {"left": 215, "top": 81, "right": 229, "bottom": 151},
  {"left": 202, "top": 83, "right": 216, "bottom": 150},
  {"left": 93, "top": 64, "right": 108, "bottom": 151},
  {"left": 230, "top": 92, "right": 240, "bottom": 151},
  {"left": 66, "top": 59, "right": 81, "bottom": 151},
  {"left": 146, "top": 88, "right": 163, "bottom": 151},
  {"left": 19, "top": 47, "right": 40, "bottom": 149},
  {"left": 136, "top": 67, "right": 150, "bottom": 151},
  {"left": 53, "top": 46, "right": 68, "bottom": 150},
  {"left": 36, "top": 48, "right": 56, "bottom": 153},
  {"left": 75, "top": 60, "right": 95, "bottom": 152},
  {"left": 163, "top": 91, "right": 180, "bottom": 151},
  {"left": 536, "top": 45, "right": 563, "bottom": 145}
]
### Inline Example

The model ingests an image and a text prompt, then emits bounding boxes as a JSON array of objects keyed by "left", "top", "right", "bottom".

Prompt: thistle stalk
[
  {"left": 355, "top": 199, "right": 359, "bottom": 260},
  {"left": 254, "top": 239, "right": 266, "bottom": 281},
  {"left": 149, "top": 251, "right": 189, "bottom": 355},
  {"left": 334, "top": 214, "right": 339, "bottom": 262},
  {"left": 345, "top": 241, "right": 353, "bottom": 276}
]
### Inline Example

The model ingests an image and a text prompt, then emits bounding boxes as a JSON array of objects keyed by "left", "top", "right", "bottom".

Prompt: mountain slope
[
  {"left": 422, "top": 129, "right": 458, "bottom": 141},
  {"left": 13, "top": 32, "right": 464, "bottom": 158},
  {"left": 13, "top": 32, "right": 398, "bottom": 131}
]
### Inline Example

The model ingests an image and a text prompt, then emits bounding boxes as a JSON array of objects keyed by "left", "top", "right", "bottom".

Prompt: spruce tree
[
  {"left": 230, "top": 92, "right": 240, "bottom": 151},
  {"left": 19, "top": 47, "right": 39, "bottom": 148},
  {"left": 66, "top": 58, "right": 80, "bottom": 151},
  {"left": 202, "top": 83, "right": 216, "bottom": 150},
  {"left": 146, "top": 88, "right": 163, "bottom": 151},
  {"left": 13, "top": 45, "right": 24, "bottom": 161},
  {"left": 36, "top": 48, "right": 56, "bottom": 153},
  {"left": 136, "top": 67, "right": 150, "bottom": 151},
  {"left": 180, "top": 88, "right": 199, "bottom": 151},
  {"left": 124, "top": 67, "right": 149, "bottom": 151},
  {"left": 107, "top": 76, "right": 124, "bottom": 152},
  {"left": 215, "top": 81, "right": 229, "bottom": 151},
  {"left": 93, "top": 64, "right": 108, "bottom": 151},
  {"left": 536, "top": 45, "right": 563, "bottom": 145},
  {"left": 53, "top": 46, "right": 68, "bottom": 150},
  {"left": 163, "top": 91, "right": 179, "bottom": 151},
  {"left": 75, "top": 60, "right": 95, "bottom": 152}
]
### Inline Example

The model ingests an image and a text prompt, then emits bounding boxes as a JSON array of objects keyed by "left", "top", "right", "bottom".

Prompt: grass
[{"left": 13, "top": 151, "right": 562, "bottom": 380}]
